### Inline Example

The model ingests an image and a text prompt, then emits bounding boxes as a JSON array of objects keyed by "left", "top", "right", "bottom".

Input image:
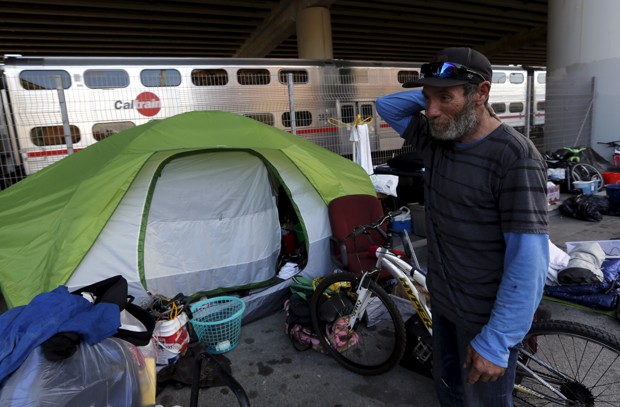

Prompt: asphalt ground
[{"left": 156, "top": 199, "right": 620, "bottom": 407}]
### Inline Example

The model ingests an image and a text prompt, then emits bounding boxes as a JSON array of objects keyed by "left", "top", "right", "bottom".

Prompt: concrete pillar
[
  {"left": 296, "top": 6, "right": 333, "bottom": 59},
  {"left": 548, "top": 0, "right": 620, "bottom": 160}
]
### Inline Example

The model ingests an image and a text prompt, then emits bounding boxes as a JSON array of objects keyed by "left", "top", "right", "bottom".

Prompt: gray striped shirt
[{"left": 405, "top": 116, "right": 549, "bottom": 333}]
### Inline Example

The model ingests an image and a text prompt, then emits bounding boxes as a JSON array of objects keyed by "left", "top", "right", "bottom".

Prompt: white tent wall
[
  {"left": 67, "top": 149, "right": 333, "bottom": 321},
  {"left": 66, "top": 150, "right": 170, "bottom": 296},
  {"left": 143, "top": 152, "right": 281, "bottom": 296}
]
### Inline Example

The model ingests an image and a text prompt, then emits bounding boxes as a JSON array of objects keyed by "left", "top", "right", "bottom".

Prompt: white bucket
[
  {"left": 153, "top": 312, "right": 189, "bottom": 368},
  {"left": 573, "top": 180, "right": 595, "bottom": 195}
]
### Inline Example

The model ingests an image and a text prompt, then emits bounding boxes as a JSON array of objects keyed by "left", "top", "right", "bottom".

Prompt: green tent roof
[{"left": 0, "top": 111, "right": 375, "bottom": 307}]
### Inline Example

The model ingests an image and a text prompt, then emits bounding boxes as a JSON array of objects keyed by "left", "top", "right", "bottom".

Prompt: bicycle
[
  {"left": 545, "top": 147, "right": 604, "bottom": 192},
  {"left": 310, "top": 209, "right": 620, "bottom": 406},
  {"left": 597, "top": 140, "right": 620, "bottom": 168}
]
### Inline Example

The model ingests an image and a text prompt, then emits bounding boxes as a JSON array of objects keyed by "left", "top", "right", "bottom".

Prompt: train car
[{"left": 0, "top": 55, "right": 545, "bottom": 188}]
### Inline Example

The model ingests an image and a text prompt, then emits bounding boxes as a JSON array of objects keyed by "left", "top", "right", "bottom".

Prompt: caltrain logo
[{"left": 115, "top": 92, "right": 161, "bottom": 117}]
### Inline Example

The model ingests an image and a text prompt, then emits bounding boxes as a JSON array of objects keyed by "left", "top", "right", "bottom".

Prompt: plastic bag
[
  {"left": 0, "top": 337, "right": 155, "bottom": 407},
  {"left": 559, "top": 195, "right": 610, "bottom": 222},
  {"left": 370, "top": 174, "right": 399, "bottom": 197}
]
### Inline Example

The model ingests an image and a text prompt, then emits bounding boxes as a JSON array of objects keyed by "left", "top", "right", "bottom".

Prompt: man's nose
[{"left": 425, "top": 99, "right": 441, "bottom": 118}]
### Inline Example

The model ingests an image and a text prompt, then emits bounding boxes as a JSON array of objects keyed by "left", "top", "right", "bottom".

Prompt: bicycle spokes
[{"left": 515, "top": 322, "right": 620, "bottom": 406}]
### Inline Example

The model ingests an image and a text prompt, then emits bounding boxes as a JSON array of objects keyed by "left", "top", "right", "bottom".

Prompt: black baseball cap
[{"left": 403, "top": 47, "right": 492, "bottom": 88}]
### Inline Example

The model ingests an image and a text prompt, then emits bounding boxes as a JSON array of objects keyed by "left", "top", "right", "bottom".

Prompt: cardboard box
[{"left": 547, "top": 181, "right": 560, "bottom": 205}]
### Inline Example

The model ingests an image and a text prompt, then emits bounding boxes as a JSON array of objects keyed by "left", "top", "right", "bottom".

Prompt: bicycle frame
[
  {"left": 373, "top": 248, "right": 432, "bottom": 335},
  {"left": 342, "top": 222, "right": 434, "bottom": 367},
  {"left": 343, "top": 221, "right": 432, "bottom": 335},
  {"left": 514, "top": 356, "right": 572, "bottom": 404}
]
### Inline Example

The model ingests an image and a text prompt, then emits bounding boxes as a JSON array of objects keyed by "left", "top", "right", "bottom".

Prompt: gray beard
[{"left": 429, "top": 101, "right": 478, "bottom": 141}]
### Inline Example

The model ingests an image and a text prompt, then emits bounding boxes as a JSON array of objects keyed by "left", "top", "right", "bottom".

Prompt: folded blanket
[{"left": 558, "top": 242, "right": 605, "bottom": 285}]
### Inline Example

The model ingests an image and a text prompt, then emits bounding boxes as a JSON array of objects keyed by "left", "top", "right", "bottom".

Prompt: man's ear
[{"left": 474, "top": 81, "right": 491, "bottom": 105}]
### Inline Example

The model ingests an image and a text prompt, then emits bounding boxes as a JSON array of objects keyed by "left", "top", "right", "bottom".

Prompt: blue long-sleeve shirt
[{"left": 376, "top": 89, "right": 549, "bottom": 367}]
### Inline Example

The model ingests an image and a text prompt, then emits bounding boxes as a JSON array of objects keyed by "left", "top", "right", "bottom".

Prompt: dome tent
[{"left": 0, "top": 111, "right": 375, "bottom": 315}]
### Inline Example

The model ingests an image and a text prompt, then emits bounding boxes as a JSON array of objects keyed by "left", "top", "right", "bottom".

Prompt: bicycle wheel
[
  {"left": 514, "top": 320, "right": 620, "bottom": 406},
  {"left": 571, "top": 163, "right": 604, "bottom": 191},
  {"left": 310, "top": 272, "right": 406, "bottom": 375}
]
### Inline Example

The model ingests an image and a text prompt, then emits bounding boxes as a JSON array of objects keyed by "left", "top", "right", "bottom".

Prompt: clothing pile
[
  {"left": 545, "top": 241, "right": 620, "bottom": 312},
  {"left": 0, "top": 276, "right": 157, "bottom": 405}
]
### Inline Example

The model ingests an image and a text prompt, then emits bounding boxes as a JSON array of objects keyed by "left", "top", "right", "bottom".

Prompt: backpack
[
  {"left": 284, "top": 276, "right": 325, "bottom": 352},
  {"left": 283, "top": 275, "right": 359, "bottom": 353},
  {"left": 284, "top": 294, "right": 325, "bottom": 352}
]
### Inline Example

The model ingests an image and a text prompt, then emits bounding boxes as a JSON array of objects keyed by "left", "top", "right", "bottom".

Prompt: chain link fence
[{"left": 541, "top": 76, "right": 594, "bottom": 154}]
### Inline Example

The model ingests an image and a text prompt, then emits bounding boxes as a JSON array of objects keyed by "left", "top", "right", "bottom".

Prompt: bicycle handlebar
[
  {"left": 597, "top": 140, "right": 620, "bottom": 146},
  {"left": 347, "top": 207, "right": 407, "bottom": 238}
]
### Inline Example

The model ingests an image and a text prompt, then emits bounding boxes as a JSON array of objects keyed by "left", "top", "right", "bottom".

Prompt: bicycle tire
[
  {"left": 570, "top": 163, "right": 604, "bottom": 192},
  {"left": 514, "top": 319, "right": 620, "bottom": 406},
  {"left": 310, "top": 272, "right": 406, "bottom": 375}
]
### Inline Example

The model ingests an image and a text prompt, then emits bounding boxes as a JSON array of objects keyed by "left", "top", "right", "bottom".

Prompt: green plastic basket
[{"left": 189, "top": 296, "right": 246, "bottom": 354}]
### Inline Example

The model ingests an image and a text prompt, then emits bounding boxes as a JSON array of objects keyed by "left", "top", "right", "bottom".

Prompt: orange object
[{"left": 602, "top": 171, "right": 620, "bottom": 185}]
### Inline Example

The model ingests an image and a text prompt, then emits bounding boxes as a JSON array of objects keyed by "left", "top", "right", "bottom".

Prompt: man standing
[{"left": 376, "top": 48, "right": 549, "bottom": 406}]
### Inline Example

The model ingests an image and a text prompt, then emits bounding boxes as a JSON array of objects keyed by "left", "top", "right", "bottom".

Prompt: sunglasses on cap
[{"left": 420, "top": 62, "right": 486, "bottom": 83}]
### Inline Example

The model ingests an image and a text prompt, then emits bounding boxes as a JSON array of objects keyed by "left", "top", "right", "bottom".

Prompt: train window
[
  {"left": 282, "top": 111, "right": 312, "bottom": 127},
  {"left": 537, "top": 72, "right": 546, "bottom": 84},
  {"left": 492, "top": 72, "right": 506, "bottom": 84},
  {"left": 509, "top": 73, "right": 524, "bottom": 84},
  {"left": 360, "top": 104, "right": 373, "bottom": 120},
  {"left": 244, "top": 113, "right": 275, "bottom": 126},
  {"left": 237, "top": 69, "right": 271, "bottom": 85},
  {"left": 192, "top": 69, "right": 228, "bottom": 86},
  {"left": 340, "top": 105, "right": 355, "bottom": 124},
  {"left": 19, "top": 70, "right": 71, "bottom": 90},
  {"left": 84, "top": 70, "right": 129, "bottom": 89},
  {"left": 279, "top": 70, "right": 309, "bottom": 84},
  {"left": 92, "top": 121, "right": 135, "bottom": 141},
  {"left": 397, "top": 71, "right": 419, "bottom": 85},
  {"left": 509, "top": 102, "right": 524, "bottom": 113},
  {"left": 537, "top": 101, "right": 545, "bottom": 111},
  {"left": 491, "top": 103, "right": 506, "bottom": 114},
  {"left": 30, "top": 125, "right": 81, "bottom": 146},
  {"left": 141, "top": 69, "right": 181, "bottom": 87}
]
